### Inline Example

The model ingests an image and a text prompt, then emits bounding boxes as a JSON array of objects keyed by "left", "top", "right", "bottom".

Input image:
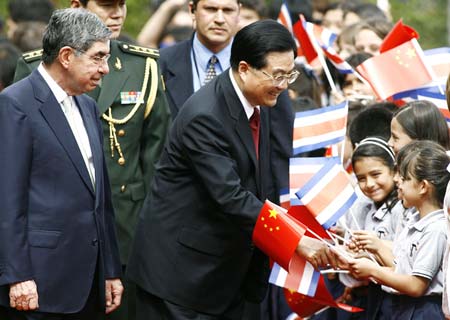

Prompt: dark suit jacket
[
  {"left": 127, "top": 71, "right": 272, "bottom": 315},
  {"left": 0, "top": 70, "right": 122, "bottom": 313},
  {"left": 159, "top": 39, "right": 194, "bottom": 118},
  {"left": 159, "top": 39, "right": 294, "bottom": 201}
]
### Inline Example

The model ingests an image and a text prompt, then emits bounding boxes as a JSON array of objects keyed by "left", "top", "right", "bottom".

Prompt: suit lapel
[
  {"left": 95, "top": 42, "right": 129, "bottom": 115},
  {"left": 165, "top": 41, "right": 194, "bottom": 113},
  {"left": 220, "top": 73, "right": 261, "bottom": 194},
  {"left": 75, "top": 95, "right": 102, "bottom": 199},
  {"left": 32, "top": 72, "right": 95, "bottom": 196}
]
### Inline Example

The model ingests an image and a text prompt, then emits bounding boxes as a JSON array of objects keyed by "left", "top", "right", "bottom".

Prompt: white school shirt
[{"left": 388, "top": 209, "right": 446, "bottom": 296}]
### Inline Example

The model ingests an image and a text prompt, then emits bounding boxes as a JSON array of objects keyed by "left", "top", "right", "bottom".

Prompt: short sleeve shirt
[{"left": 392, "top": 209, "right": 446, "bottom": 296}]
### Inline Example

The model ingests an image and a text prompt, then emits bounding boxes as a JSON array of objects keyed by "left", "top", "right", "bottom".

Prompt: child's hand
[
  {"left": 348, "top": 257, "right": 377, "bottom": 280},
  {"left": 352, "top": 230, "right": 381, "bottom": 254}
]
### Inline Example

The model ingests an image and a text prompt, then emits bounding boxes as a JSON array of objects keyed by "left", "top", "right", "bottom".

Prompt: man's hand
[
  {"left": 9, "top": 280, "right": 39, "bottom": 311},
  {"left": 296, "top": 236, "right": 338, "bottom": 270},
  {"left": 105, "top": 278, "right": 123, "bottom": 314}
]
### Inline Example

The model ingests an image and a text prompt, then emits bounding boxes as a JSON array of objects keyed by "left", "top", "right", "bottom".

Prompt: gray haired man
[{"left": 0, "top": 8, "right": 123, "bottom": 320}]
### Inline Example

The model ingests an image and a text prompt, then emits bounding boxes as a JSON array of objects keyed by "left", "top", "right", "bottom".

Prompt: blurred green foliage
[{"left": 0, "top": 0, "right": 447, "bottom": 49}]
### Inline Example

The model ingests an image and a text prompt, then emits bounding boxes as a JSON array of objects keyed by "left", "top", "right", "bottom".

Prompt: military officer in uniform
[{"left": 14, "top": 1, "right": 171, "bottom": 319}]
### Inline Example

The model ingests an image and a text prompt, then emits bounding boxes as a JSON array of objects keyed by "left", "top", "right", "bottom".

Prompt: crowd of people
[{"left": 0, "top": 0, "right": 450, "bottom": 319}]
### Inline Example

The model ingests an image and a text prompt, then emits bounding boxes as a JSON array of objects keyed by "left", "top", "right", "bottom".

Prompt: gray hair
[{"left": 42, "top": 8, "right": 111, "bottom": 64}]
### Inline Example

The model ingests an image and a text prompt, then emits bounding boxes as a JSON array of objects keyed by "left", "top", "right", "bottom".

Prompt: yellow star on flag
[{"left": 269, "top": 209, "right": 278, "bottom": 219}]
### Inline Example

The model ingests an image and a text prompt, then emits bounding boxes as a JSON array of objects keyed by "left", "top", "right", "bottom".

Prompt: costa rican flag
[
  {"left": 269, "top": 253, "right": 320, "bottom": 297},
  {"left": 299, "top": 16, "right": 354, "bottom": 74},
  {"left": 424, "top": 47, "right": 450, "bottom": 84},
  {"left": 295, "top": 160, "right": 357, "bottom": 229},
  {"left": 391, "top": 86, "right": 450, "bottom": 124},
  {"left": 416, "top": 91, "right": 450, "bottom": 123},
  {"left": 293, "top": 101, "right": 348, "bottom": 155},
  {"left": 277, "top": 1, "right": 293, "bottom": 33},
  {"left": 286, "top": 157, "right": 341, "bottom": 207}
]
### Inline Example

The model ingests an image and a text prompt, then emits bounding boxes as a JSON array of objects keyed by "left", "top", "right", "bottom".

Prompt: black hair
[
  {"left": 230, "top": 19, "right": 297, "bottom": 70},
  {"left": 352, "top": 137, "right": 398, "bottom": 209},
  {"left": 0, "top": 41, "right": 21, "bottom": 90},
  {"left": 393, "top": 100, "right": 450, "bottom": 149},
  {"left": 349, "top": 104, "right": 394, "bottom": 147},
  {"left": 398, "top": 140, "right": 450, "bottom": 207},
  {"left": 8, "top": 0, "right": 54, "bottom": 23}
]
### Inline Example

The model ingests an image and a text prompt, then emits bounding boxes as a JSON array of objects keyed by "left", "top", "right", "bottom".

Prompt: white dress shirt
[{"left": 37, "top": 63, "right": 96, "bottom": 188}]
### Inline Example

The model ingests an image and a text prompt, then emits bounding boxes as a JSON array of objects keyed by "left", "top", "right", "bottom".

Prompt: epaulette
[
  {"left": 119, "top": 43, "right": 160, "bottom": 59},
  {"left": 23, "top": 49, "right": 43, "bottom": 63}
]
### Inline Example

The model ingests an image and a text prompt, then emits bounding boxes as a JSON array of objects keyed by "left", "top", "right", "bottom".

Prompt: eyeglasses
[
  {"left": 75, "top": 49, "right": 111, "bottom": 66},
  {"left": 251, "top": 68, "right": 300, "bottom": 86}
]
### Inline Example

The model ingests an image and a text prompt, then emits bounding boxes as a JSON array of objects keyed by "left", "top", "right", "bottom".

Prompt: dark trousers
[{"left": 136, "top": 286, "right": 245, "bottom": 320}]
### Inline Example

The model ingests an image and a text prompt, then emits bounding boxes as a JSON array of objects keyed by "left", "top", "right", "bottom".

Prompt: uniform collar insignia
[{"left": 114, "top": 57, "right": 122, "bottom": 70}]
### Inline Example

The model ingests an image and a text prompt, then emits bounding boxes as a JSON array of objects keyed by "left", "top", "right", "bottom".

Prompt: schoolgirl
[{"left": 349, "top": 140, "right": 450, "bottom": 319}]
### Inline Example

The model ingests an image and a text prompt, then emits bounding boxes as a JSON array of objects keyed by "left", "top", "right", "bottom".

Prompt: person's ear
[
  {"left": 71, "top": 0, "right": 83, "bottom": 9},
  {"left": 419, "top": 180, "right": 431, "bottom": 196},
  {"left": 59, "top": 46, "right": 74, "bottom": 69},
  {"left": 238, "top": 61, "right": 250, "bottom": 82}
]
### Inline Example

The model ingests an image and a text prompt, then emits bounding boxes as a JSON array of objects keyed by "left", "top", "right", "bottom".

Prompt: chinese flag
[
  {"left": 380, "top": 19, "right": 419, "bottom": 53},
  {"left": 284, "top": 276, "right": 364, "bottom": 317},
  {"left": 356, "top": 39, "right": 433, "bottom": 100},
  {"left": 253, "top": 200, "right": 306, "bottom": 271}
]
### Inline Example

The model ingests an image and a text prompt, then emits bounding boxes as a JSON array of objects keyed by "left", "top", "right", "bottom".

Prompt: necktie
[
  {"left": 204, "top": 55, "right": 218, "bottom": 85},
  {"left": 249, "top": 108, "right": 260, "bottom": 159}
]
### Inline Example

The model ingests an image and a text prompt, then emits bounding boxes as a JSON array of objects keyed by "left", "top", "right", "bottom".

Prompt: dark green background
[{"left": 0, "top": 0, "right": 447, "bottom": 49}]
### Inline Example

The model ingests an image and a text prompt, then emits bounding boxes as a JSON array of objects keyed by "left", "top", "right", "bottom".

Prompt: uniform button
[
  {"left": 92, "top": 239, "right": 98, "bottom": 246},
  {"left": 120, "top": 185, "right": 126, "bottom": 193},
  {"left": 118, "top": 129, "right": 125, "bottom": 137}
]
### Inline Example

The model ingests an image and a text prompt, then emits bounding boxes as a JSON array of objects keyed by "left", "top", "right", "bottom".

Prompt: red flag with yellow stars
[
  {"left": 252, "top": 200, "right": 306, "bottom": 271},
  {"left": 380, "top": 19, "right": 419, "bottom": 53},
  {"left": 357, "top": 39, "right": 433, "bottom": 100},
  {"left": 284, "top": 276, "right": 364, "bottom": 318}
]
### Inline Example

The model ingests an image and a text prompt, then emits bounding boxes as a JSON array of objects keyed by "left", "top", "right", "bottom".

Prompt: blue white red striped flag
[
  {"left": 269, "top": 253, "right": 320, "bottom": 297},
  {"left": 286, "top": 157, "right": 341, "bottom": 207},
  {"left": 295, "top": 160, "right": 357, "bottom": 229},
  {"left": 391, "top": 86, "right": 450, "bottom": 124},
  {"left": 301, "top": 17, "right": 354, "bottom": 74},
  {"left": 293, "top": 101, "right": 348, "bottom": 155},
  {"left": 424, "top": 47, "right": 450, "bottom": 84},
  {"left": 277, "top": 1, "right": 293, "bottom": 33}
]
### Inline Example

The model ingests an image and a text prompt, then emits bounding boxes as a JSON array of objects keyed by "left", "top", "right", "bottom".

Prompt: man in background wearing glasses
[
  {"left": 0, "top": 8, "right": 123, "bottom": 320},
  {"left": 14, "top": 2, "right": 171, "bottom": 319}
]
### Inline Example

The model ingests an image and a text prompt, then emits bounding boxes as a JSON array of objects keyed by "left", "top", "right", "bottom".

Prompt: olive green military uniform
[{"left": 14, "top": 40, "right": 171, "bottom": 319}]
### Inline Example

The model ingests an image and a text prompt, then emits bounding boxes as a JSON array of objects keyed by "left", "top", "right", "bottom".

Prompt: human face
[
  {"left": 73, "top": 0, "right": 127, "bottom": 39},
  {"left": 354, "top": 29, "right": 382, "bottom": 56},
  {"left": 322, "top": 8, "right": 344, "bottom": 34},
  {"left": 239, "top": 51, "right": 295, "bottom": 107},
  {"left": 67, "top": 41, "right": 110, "bottom": 95},
  {"left": 388, "top": 117, "right": 413, "bottom": 155},
  {"left": 397, "top": 174, "right": 421, "bottom": 209},
  {"left": 342, "top": 74, "right": 374, "bottom": 99},
  {"left": 237, "top": 7, "right": 260, "bottom": 30},
  {"left": 354, "top": 157, "right": 395, "bottom": 203},
  {"left": 190, "top": 0, "right": 240, "bottom": 53}
]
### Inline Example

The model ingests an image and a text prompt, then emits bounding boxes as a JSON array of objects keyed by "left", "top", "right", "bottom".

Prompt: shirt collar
[
  {"left": 193, "top": 32, "right": 232, "bottom": 72},
  {"left": 409, "top": 209, "right": 445, "bottom": 232},
  {"left": 229, "top": 69, "right": 259, "bottom": 120},
  {"left": 37, "top": 62, "right": 70, "bottom": 104}
]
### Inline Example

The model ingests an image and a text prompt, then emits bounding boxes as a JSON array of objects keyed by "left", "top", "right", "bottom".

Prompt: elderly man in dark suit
[
  {"left": 0, "top": 8, "right": 122, "bottom": 320},
  {"left": 127, "top": 20, "right": 333, "bottom": 320}
]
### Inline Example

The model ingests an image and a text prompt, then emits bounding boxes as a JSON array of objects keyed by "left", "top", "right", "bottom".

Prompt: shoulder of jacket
[
  {"left": 118, "top": 42, "right": 160, "bottom": 59},
  {"left": 22, "top": 49, "right": 43, "bottom": 63}
]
